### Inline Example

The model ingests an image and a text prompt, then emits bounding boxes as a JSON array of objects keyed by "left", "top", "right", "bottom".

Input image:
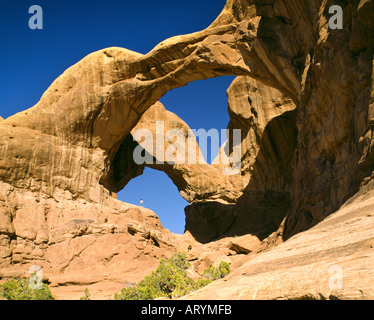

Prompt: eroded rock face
[
  {"left": 181, "top": 181, "right": 374, "bottom": 300},
  {"left": 102, "top": 75, "right": 297, "bottom": 243},
  {"left": 0, "top": 0, "right": 373, "bottom": 299},
  {"left": 184, "top": 76, "right": 298, "bottom": 242},
  {"left": 0, "top": 178, "right": 182, "bottom": 299}
]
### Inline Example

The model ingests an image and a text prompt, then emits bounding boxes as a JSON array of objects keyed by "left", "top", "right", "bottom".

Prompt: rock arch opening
[
  {"left": 117, "top": 167, "right": 189, "bottom": 235},
  {"left": 112, "top": 75, "right": 238, "bottom": 234},
  {"left": 159, "top": 76, "right": 237, "bottom": 164},
  {"left": 103, "top": 74, "right": 298, "bottom": 242}
]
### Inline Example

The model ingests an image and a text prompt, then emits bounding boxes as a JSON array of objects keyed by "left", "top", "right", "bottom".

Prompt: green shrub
[
  {"left": 115, "top": 252, "right": 195, "bottom": 300},
  {"left": 114, "top": 252, "right": 230, "bottom": 300},
  {"left": 80, "top": 288, "right": 91, "bottom": 300},
  {"left": 195, "top": 261, "right": 231, "bottom": 290},
  {"left": 0, "top": 277, "right": 54, "bottom": 300},
  {"left": 202, "top": 261, "right": 231, "bottom": 281}
]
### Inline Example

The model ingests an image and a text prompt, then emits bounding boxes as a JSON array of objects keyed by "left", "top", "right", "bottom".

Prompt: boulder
[{"left": 228, "top": 235, "right": 261, "bottom": 254}]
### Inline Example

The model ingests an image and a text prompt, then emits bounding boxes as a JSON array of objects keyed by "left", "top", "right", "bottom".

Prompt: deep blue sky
[{"left": 0, "top": 0, "right": 236, "bottom": 234}]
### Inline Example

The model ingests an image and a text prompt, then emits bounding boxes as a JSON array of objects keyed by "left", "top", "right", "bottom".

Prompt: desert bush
[
  {"left": 80, "top": 288, "right": 91, "bottom": 300},
  {"left": 195, "top": 261, "right": 231, "bottom": 290},
  {"left": 202, "top": 261, "right": 231, "bottom": 281},
  {"left": 0, "top": 276, "right": 54, "bottom": 300},
  {"left": 114, "top": 252, "right": 230, "bottom": 300},
  {"left": 115, "top": 252, "right": 195, "bottom": 300}
]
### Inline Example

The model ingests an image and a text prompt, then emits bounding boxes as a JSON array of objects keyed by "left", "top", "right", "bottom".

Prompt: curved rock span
[{"left": 0, "top": 0, "right": 373, "bottom": 299}]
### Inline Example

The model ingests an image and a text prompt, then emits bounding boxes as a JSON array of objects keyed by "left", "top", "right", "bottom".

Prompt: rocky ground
[{"left": 182, "top": 180, "right": 374, "bottom": 300}]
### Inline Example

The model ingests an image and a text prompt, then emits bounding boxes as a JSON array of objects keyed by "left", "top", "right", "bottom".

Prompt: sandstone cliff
[
  {"left": 0, "top": 0, "right": 373, "bottom": 299},
  {"left": 182, "top": 180, "right": 374, "bottom": 300}
]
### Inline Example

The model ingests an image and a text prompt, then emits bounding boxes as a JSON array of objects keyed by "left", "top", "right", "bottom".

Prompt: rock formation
[
  {"left": 0, "top": 0, "right": 373, "bottom": 299},
  {"left": 182, "top": 180, "right": 374, "bottom": 300}
]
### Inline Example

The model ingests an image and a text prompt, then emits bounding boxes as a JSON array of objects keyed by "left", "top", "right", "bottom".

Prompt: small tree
[
  {"left": 115, "top": 252, "right": 195, "bottom": 300},
  {"left": 0, "top": 277, "right": 54, "bottom": 300},
  {"left": 115, "top": 252, "right": 231, "bottom": 300}
]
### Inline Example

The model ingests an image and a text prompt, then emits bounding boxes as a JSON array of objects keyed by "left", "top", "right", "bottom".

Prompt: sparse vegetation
[
  {"left": 80, "top": 288, "right": 91, "bottom": 300},
  {"left": 114, "top": 251, "right": 230, "bottom": 300},
  {"left": 195, "top": 260, "right": 231, "bottom": 289},
  {"left": 0, "top": 277, "right": 54, "bottom": 300}
]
